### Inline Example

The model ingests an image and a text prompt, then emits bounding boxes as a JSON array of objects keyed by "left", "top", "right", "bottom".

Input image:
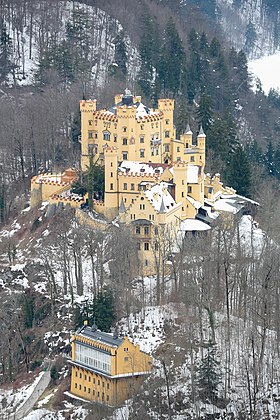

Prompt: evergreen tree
[
  {"left": 114, "top": 30, "right": 128, "bottom": 77},
  {"left": 137, "top": 14, "right": 160, "bottom": 100},
  {"left": 90, "top": 289, "right": 116, "bottom": 332},
  {"left": 226, "top": 145, "right": 252, "bottom": 196},
  {"left": 196, "top": 91, "right": 213, "bottom": 133},
  {"left": 158, "top": 18, "right": 186, "bottom": 96},
  {"left": 244, "top": 21, "right": 257, "bottom": 55},
  {"left": 197, "top": 342, "right": 221, "bottom": 402},
  {"left": 21, "top": 291, "right": 35, "bottom": 329},
  {"left": 0, "top": 18, "right": 13, "bottom": 83},
  {"left": 265, "top": 140, "right": 275, "bottom": 176}
]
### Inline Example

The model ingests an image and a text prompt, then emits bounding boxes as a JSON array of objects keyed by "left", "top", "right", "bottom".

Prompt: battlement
[
  {"left": 136, "top": 111, "right": 163, "bottom": 122},
  {"left": 118, "top": 172, "right": 160, "bottom": 179},
  {"left": 104, "top": 146, "right": 118, "bottom": 154},
  {"left": 94, "top": 110, "right": 118, "bottom": 122},
  {"left": 80, "top": 99, "right": 97, "bottom": 112},
  {"left": 157, "top": 98, "right": 175, "bottom": 110}
]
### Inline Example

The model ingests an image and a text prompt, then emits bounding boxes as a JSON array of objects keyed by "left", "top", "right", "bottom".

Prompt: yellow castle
[
  {"left": 30, "top": 91, "right": 257, "bottom": 273},
  {"left": 69, "top": 322, "right": 152, "bottom": 406}
]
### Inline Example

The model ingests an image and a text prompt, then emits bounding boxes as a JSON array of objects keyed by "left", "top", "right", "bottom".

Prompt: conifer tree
[
  {"left": 226, "top": 145, "right": 252, "bottom": 197},
  {"left": 197, "top": 342, "right": 221, "bottom": 402},
  {"left": 114, "top": 30, "right": 128, "bottom": 77},
  {"left": 196, "top": 91, "right": 213, "bottom": 133},
  {"left": 158, "top": 18, "right": 186, "bottom": 96},
  {"left": 0, "top": 18, "right": 13, "bottom": 83}
]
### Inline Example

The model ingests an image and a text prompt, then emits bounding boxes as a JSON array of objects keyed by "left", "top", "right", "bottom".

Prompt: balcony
[{"left": 150, "top": 139, "right": 162, "bottom": 146}]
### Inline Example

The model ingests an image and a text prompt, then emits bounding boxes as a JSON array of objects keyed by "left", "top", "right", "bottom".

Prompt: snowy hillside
[
  {"left": 217, "top": 0, "right": 279, "bottom": 58},
  {"left": 2, "top": 0, "right": 138, "bottom": 87}
]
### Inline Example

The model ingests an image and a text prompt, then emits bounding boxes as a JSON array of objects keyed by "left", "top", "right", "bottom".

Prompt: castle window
[
  {"left": 89, "top": 120, "right": 93, "bottom": 125},
  {"left": 111, "top": 162, "right": 113, "bottom": 167},
  {"left": 107, "top": 395, "right": 109, "bottom": 401},
  {"left": 110, "top": 172, "right": 113, "bottom": 177},
  {"left": 80, "top": 373, "right": 82, "bottom": 379},
  {"left": 144, "top": 226, "right": 149, "bottom": 235},
  {"left": 124, "top": 183, "right": 128, "bottom": 190},
  {"left": 165, "top": 119, "right": 169, "bottom": 124},
  {"left": 164, "top": 144, "right": 169, "bottom": 152},
  {"left": 75, "top": 383, "right": 77, "bottom": 388},
  {"left": 177, "top": 147, "right": 180, "bottom": 152},
  {"left": 165, "top": 130, "right": 170, "bottom": 138},
  {"left": 144, "top": 242, "right": 149, "bottom": 251},
  {"left": 188, "top": 186, "right": 192, "bottom": 193},
  {"left": 88, "top": 144, "right": 97, "bottom": 156},
  {"left": 102, "top": 392, "right": 104, "bottom": 401},
  {"left": 151, "top": 123, "right": 154, "bottom": 128},
  {"left": 98, "top": 392, "right": 100, "bottom": 397},
  {"left": 141, "top": 125, "right": 144, "bottom": 130},
  {"left": 145, "top": 259, "right": 148, "bottom": 266},
  {"left": 79, "top": 384, "right": 81, "bottom": 390},
  {"left": 110, "top": 183, "right": 113, "bottom": 190},
  {"left": 154, "top": 242, "right": 159, "bottom": 251},
  {"left": 85, "top": 375, "right": 87, "bottom": 380},
  {"left": 154, "top": 227, "right": 158, "bottom": 235},
  {"left": 88, "top": 131, "right": 93, "bottom": 139},
  {"left": 102, "top": 382, "right": 105, "bottom": 388},
  {"left": 107, "top": 383, "right": 110, "bottom": 389},
  {"left": 190, "top": 156, "right": 195, "bottom": 162},
  {"left": 93, "top": 390, "right": 95, "bottom": 395},
  {"left": 177, "top": 157, "right": 181, "bottom": 161},
  {"left": 89, "top": 376, "right": 91, "bottom": 382},
  {"left": 151, "top": 148, "right": 154, "bottom": 156},
  {"left": 131, "top": 183, "right": 135, "bottom": 191},
  {"left": 75, "top": 371, "right": 78, "bottom": 377},
  {"left": 98, "top": 380, "right": 100, "bottom": 385},
  {"left": 182, "top": 207, "right": 184, "bottom": 211},
  {"left": 182, "top": 180, "right": 184, "bottom": 185},
  {"left": 140, "top": 204, "right": 145, "bottom": 210},
  {"left": 88, "top": 388, "right": 90, "bottom": 393},
  {"left": 123, "top": 152, "right": 128, "bottom": 160},
  {"left": 182, "top": 192, "right": 184, "bottom": 197},
  {"left": 114, "top": 134, "right": 117, "bottom": 142},
  {"left": 156, "top": 148, "right": 159, "bottom": 155},
  {"left": 84, "top": 386, "right": 86, "bottom": 392},
  {"left": 140, "top": 149, "right": 145, "bottom": 158},
  {"left": 140, "top": 136, "right": 144, "bottom": 143},
  {"left": 123, "top": 127, "right": 127, "bottom": 132},
  {"left": 93, "top": 378, "right": 95, "bottom": 384},
  {"left": 103, "top": 131, "right": 110, "bottom": 141},
  {"left": 137, "top": 242, "right": 141, "bottom": 250},
  {"left": 123, "top": 138, "right": 127, "bottom": 145},
  {"left": 124, "top": 357, "right": 129, "bottom": 362},
  {"left": 186, "top": 143, "right": 189, "bottom": 148},
  {"left": 136, "top": 226, "right": 140, "bottom": 234},
  {"left": 124, "top": 348, "right": 129, "bottom": 352}
]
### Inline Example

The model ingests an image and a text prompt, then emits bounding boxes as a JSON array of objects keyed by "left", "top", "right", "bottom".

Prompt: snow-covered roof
[
  {"left": 119, "top": 161, "right": 167, "bottom": 176},
  {"left": 180, "top": 219, "right": 211, "bottom": 231},
  {"left": 186, "top": 195, "right": 202, "bottom": 210},
  {"left": 187, "top": 165, "right": 199, "bottom": 183},
  {"left": 213, "top": 194, "right": 258, "bottom": 214},
  {"left": 107, "top": 96, "right": 160, "bottom": 118},
  {"left": 145, "top": 182, "right": 178, "bottom": 213}
]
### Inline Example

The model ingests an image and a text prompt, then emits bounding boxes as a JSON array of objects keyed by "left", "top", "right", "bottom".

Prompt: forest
[{"left": 0, "top": 0, "right": 280, "bottom": 418}]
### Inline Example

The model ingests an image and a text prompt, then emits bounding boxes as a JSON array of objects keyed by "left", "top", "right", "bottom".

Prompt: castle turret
[
  {"left": 104, "top": 146, "right": 119, "bottom": 220},
  {"left": 80, "top": 99, "right": 97, "bottom": 171},
  {"left": 197, "top": 125, "right": 206, "bottom": 166}
]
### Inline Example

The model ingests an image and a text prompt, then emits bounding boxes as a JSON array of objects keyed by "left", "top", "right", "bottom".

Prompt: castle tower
[
  {"left": 104, "top": 147, "right": 119, "bottom": 220},
  {"left": 180, "top": 124, "right": 193, "bottom": 149},
  {"left": 80, "top": 99, "right": 97, "bottom": 171},
  {"left": 173, "top": 161, "right": 188, "bottom": 219},
  {"left": 158, "top": 99, "right": 175, "bottom": 162},
  {"left": 197, "top": 125, "right": 206, "bottom": 167}
]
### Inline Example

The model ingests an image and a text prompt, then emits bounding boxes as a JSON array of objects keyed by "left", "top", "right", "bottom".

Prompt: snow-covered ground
[{"left": 249, "top": 51, "right": 280, "bottom": 94}]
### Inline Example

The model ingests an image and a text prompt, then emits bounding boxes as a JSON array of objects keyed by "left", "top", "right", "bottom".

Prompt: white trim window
[{"left": 75, "top": 343, "right": 111, "bottom": 374}]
